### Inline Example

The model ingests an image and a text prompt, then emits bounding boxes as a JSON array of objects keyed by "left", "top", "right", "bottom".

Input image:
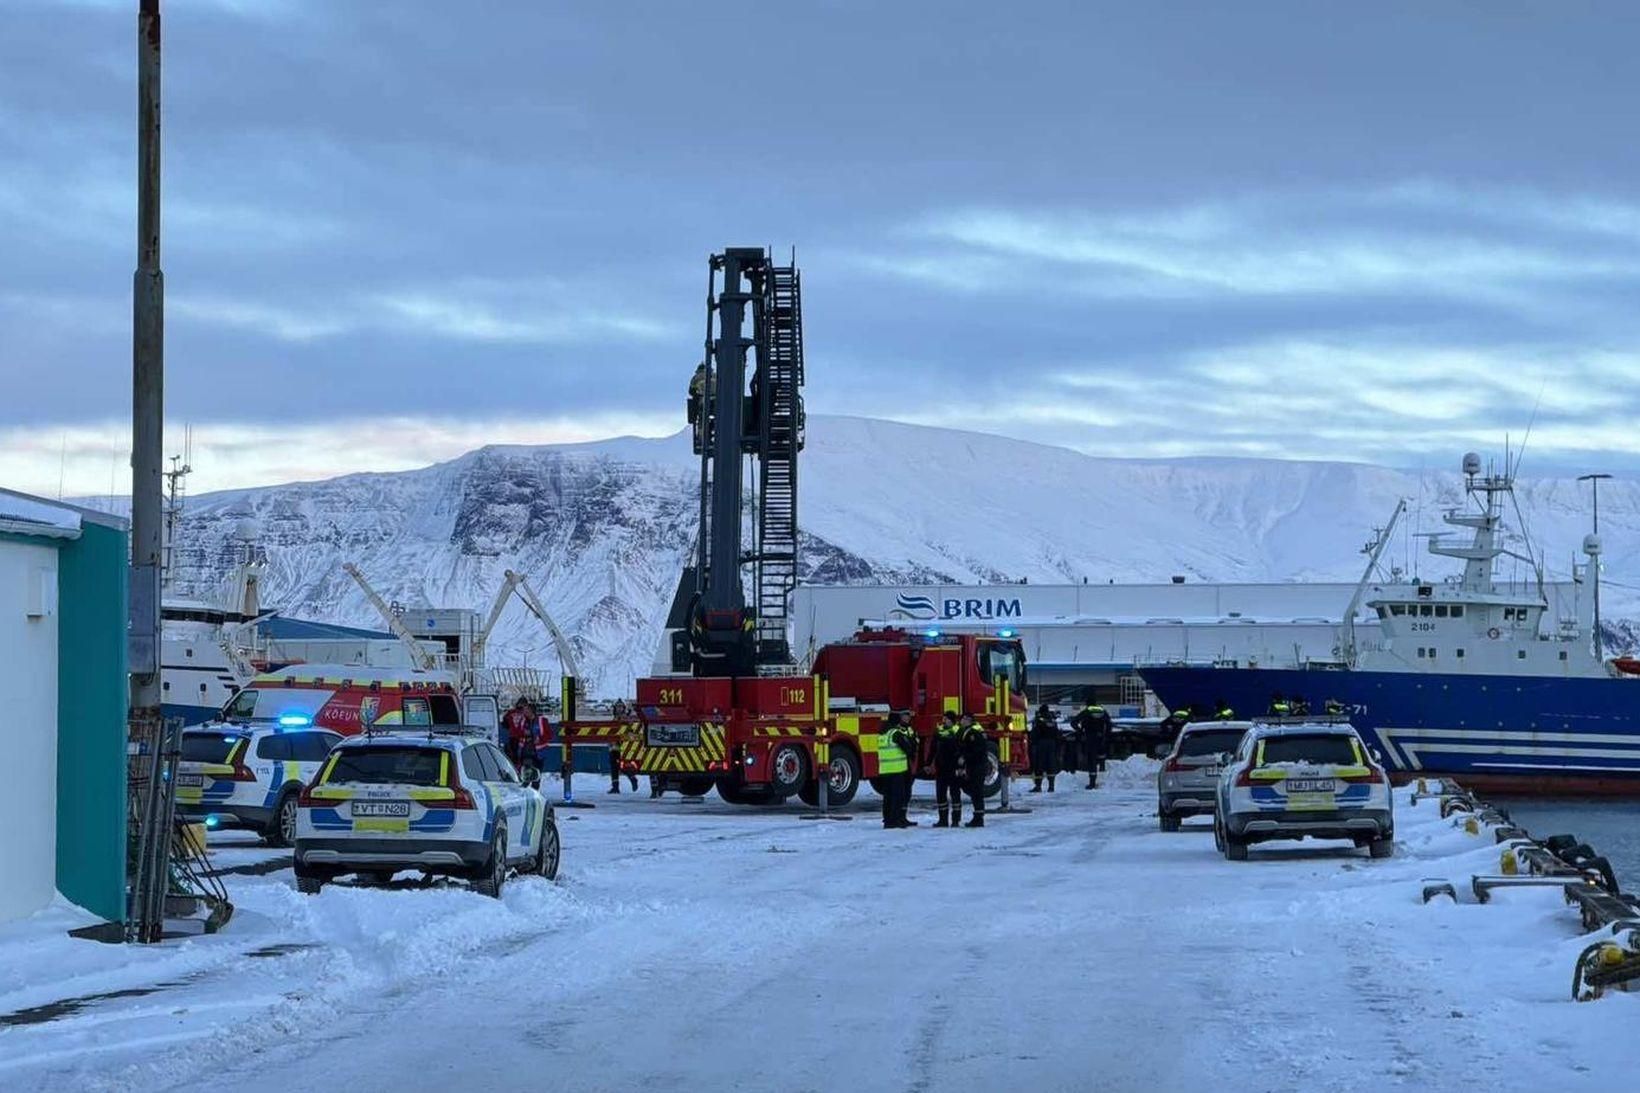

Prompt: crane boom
[
  {"left": 508, "top": 570, "right": 582, "bottom": 679},
  {"left": 472, "top": 571, "right": 522, "bottom": 670},
  {"left": 341, "top": 562, "right": 438, "bottom": 672},
  {"left": 1339, "top": 499, "right": 1407, "bottom": 667}
]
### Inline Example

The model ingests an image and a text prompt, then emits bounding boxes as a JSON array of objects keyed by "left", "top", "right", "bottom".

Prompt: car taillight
[
  {"left": 1342, "top": 767, "right": 1386, "bottom": 784},
  {"left": 1163, "top": 757, "right": 1184, "bottom": 772},
  {"left": 230, "top": 760, "right": 258, "bottom": 781},
  {"left": 297, "top": 782, "right": 326, "bottom": 807},
  {"left": 1233, "top": 765, "right": 1256, "bottom": 787},
  {"left": 448, "top": 786, "right": 476, "bottom": 810}
]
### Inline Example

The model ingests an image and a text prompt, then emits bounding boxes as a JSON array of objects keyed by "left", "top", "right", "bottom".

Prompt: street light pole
[{"left": 1578, "top": 473, "right": 1612, "bottom": 660}]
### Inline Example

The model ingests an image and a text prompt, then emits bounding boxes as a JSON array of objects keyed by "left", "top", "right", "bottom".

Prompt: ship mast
[{"left": 1340, "top": 499, "right": 1405, "bottom": 666}]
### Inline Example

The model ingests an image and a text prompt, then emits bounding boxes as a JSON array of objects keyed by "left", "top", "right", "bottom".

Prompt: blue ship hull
[{"left": 1138, "top": 665, "right": 1640, "bottom": 795}]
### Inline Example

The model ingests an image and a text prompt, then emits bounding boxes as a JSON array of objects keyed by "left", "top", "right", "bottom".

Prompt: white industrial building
[{"left": 790, "top": 580, "right": 1579, "bottom": 712}]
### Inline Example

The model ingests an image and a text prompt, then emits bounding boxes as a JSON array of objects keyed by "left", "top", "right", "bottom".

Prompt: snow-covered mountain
[{"left": 164, "top": 415, "right": 1640, "bottom": 694}]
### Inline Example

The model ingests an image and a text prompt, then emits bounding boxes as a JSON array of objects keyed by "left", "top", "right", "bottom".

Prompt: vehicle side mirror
[{"left": 1368, "top": 746, "right": 1385, "bottom": 765}]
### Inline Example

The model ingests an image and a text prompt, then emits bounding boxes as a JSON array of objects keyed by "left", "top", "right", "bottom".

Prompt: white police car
[
  {"left": 176, "top": 722, "right": 343, "bottom": 846},
  {"left": 293, "top": 729, "right": 560, "bottom": 897},
  {"left": 1214, "top": 722, "right": 1394, "bottom": 861}
]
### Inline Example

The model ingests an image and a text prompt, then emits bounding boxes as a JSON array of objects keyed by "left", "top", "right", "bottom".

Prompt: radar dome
[
  {"left": 1584, "top": 533, "right": 1603, "bottom": 557},
  {"left": 1462, "top": 452, "right": 1482, "bottom": 477}
]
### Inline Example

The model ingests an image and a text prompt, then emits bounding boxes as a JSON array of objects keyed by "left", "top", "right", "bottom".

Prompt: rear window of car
[
  {"left": 1259, "top": 734, "right": 1358, "bottom": 765},
  {"left": 324, "top": 746, "right": 447, "bottom": 786},
  {"left": 1179, "top": 730, "right": 1246, "bottom": 757},
  {"left": 181, "top": 733, "right": 242, "bottom": 763}
]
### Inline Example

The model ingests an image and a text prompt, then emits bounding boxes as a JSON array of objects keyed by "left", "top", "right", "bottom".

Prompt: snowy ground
[{"left": 3, "top": 760, "right": 1638, "bottom": 1092}]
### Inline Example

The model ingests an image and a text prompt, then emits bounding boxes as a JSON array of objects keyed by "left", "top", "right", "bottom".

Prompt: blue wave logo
[{"left": 893, "top": 593, "right": 938, "bottom": 620}]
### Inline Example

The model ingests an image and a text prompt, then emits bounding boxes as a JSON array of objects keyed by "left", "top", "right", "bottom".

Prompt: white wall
[{"left": 0, "top": 540, "right": 59, "bottom": 922}]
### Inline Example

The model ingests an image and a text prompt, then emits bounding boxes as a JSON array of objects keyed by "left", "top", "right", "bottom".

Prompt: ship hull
[{"left": 1138, "top": 665, "right": 1640, "bottom": 796}]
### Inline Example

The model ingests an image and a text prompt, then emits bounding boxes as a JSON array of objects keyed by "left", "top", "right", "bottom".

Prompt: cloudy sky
[{"left": 6, "top": 0, "right": 1640, "bottom": 496}]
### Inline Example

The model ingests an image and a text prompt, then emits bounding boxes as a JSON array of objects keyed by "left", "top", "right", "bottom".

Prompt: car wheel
[
  {"left": 1368, "top": 836, "right": 1394, "bottom": 859},
  {"left": 294, "top": 861, "right": 326, "bottom": 895},
  {"left": 534, "top": 817, "right": 561, "bottom": 880},
  {"left": 1212, "top": 815, "right": 1226, "bottom": 852},
  {"left": 472, "top": 828, "right": 508, "bottom": 899},
  {"left": 1225, "top": 833, "right": 1249, "bottom": 862},
  {"left": 1159, "top": 811, "right": 1182, "bottom": 833},
  {"left": 675, "top": 776, "right": 714, "bottom": 798},
  {"left": 264, "top": 789, "right": 299, "bottom": 848}
]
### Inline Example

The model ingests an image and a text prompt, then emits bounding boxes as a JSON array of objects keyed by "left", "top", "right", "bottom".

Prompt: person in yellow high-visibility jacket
[{"left": 878, "top": 712, "right": 918, "bottom": 828}]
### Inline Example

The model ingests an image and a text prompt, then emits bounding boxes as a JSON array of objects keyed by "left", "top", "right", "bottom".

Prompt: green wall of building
[{"left": 54, "top": 519, "right": 128, "bottom": 922}]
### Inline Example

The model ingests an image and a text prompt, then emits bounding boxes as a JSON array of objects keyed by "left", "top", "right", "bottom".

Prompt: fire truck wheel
[
  {"left": 823, "top": 746, "right": 861, "bottom": 805},
  {"left": 676, "top": 776, "right": 714, "bottom": 797},
  {"left": 981, "top": 746, "right": 1003, "bottom": 798},
  {"left": 768, "top": 743, "right": 809, "bottom": 798}
]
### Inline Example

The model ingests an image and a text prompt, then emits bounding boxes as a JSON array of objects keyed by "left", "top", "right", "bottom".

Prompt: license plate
[
  {"left": 1200, "top": 766, "right": 1221, "bottom": 777},
  {"left": 177, "top": 773, "right": 203, "bottom": 787},
  {"left": 351, "top": 801, "right": 410, "bottom": 818},
  {"left": 1287, "top": 778, "right": 1336, "bottom": 793},
  {"left": 647, "top": 723, "right": 700, "bottom": 747}
]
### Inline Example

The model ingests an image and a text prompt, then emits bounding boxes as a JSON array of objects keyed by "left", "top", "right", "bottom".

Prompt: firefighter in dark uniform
[
  {"left": 1160, "top": 706, "right": 1192, "bottom": 746},
  {"left": 958, "top": 713, "right": 989, "bottom": 828},
  {"left": 879, "top": 712, "right": 919, "bottom": 828},
  {"left": 1029, "top": 703, "right": 1060, "bottom": 793},
  {"left": 933, "top": 711, "right": 964, "bottom": 828},
  {"left": 1072, "top": 699, "right": 1112, "bottom": 789}
]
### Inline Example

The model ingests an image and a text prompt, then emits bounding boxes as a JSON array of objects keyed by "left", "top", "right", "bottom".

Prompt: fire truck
[{"left": 562, "top": 248, "right": 1027, "bottom": 805}]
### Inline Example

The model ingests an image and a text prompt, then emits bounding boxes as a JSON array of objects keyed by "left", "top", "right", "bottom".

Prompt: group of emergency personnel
[
  {"left": 874, "top": 710, "right": 994, "bottom": 828},
  {"left": 1028, "top": 699, "right": 1112, "bottom": 792}
]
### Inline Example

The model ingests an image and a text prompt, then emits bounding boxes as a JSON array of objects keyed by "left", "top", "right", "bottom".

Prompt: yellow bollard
[
  {"left": 1501, "top": 848, "right": 1518, "bottom": 875},
  {"left": 1417, "top": 778, "right": 1428, "bottom": 794},
  {"left": 1464, "top": 817, "right": 1480, "bottom": 836}
]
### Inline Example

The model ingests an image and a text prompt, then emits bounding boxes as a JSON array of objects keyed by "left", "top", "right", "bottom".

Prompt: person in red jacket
[{"left": 502, "top": 697, "right": 538, "bottom": 767}]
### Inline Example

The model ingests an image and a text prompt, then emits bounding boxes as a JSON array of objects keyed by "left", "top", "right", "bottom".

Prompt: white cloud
[
  {"left": 164, "top": 284, "right": 676, "bottom": 346},
  {"left": 861, "top": 185, "right": 1640, "bottom": 305},
  {"left": 0, "top": 413, "right": 681, "bottom": 499}
]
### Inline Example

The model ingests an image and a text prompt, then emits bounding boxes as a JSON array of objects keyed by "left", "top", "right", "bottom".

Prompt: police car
[
  {"left": 1213, "top": 721, "right": 1394, "bottom": 861},
  {"left": 293, "top": 729, "right": 560, "bottom": 897},
  {"left": 176, "top": 723, "right": 343, "bottom": 846}
]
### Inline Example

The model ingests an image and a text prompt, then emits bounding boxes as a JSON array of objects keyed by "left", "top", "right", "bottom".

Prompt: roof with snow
[{"left": 0, "top": 487, "right": 83, "bottom": 539}]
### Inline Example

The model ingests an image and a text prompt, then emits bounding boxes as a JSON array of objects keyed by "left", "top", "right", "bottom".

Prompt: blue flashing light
[
  {"left": 277, "top": 713, "right": 311, "bottom": 728},
  {"left": 924, "top": 628, "right": 941, "bottom": 639},
  {"left": 997, "top": 628, "right": 1016, "bottom": 638},
  {"left": 204, "top": 815, "right": 221, "bottom": 829}
]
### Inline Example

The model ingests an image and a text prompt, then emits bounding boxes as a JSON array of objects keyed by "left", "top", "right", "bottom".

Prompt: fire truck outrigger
[{"left": 561, "top": 248, "right": 1028, "bottom": 806}]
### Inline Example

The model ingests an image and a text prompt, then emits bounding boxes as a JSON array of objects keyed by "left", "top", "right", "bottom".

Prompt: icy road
[{"left": 4, "top": 760, "right": 1639, "bottom": 1092}]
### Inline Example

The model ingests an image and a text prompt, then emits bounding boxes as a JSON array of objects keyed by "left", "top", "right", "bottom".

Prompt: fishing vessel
[{"left": 1139, "top": 453, "right": 1638, "bottom": 795}]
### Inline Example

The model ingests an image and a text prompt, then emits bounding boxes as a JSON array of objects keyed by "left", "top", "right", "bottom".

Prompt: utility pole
[
  {"left": 132, "top": 0, "right": 163, "bottom": 709},
  {"left": 1579, "top": 473, "right": 1612, "bottom": 660},
  {"left": 129, "top": 0, "right": 168, "bottom": 942}
]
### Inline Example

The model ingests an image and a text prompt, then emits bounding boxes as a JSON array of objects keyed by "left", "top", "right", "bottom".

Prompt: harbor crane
[
  {"left": 341, "top": 562, "right": 439, "bottom": 672},
  {"left": 472, "top": 569, "right": 582, "bottom": 680}
]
